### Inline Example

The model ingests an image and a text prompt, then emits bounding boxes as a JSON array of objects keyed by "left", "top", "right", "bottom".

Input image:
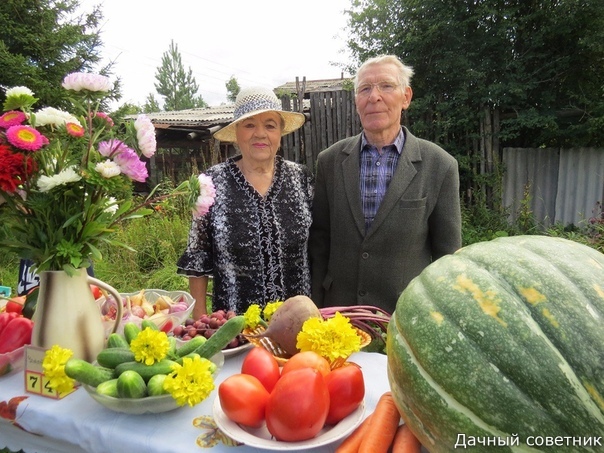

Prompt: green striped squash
[{"left": 387, "top": 235, "right": 604, "bottom": 452}]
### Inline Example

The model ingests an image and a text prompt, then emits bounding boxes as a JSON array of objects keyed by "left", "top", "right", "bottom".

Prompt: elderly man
[{"left": 309, "top": 54, "right": 462, "bottom": 314}]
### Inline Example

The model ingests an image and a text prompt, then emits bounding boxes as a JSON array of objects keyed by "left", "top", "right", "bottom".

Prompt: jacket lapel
[
  {"left": 341, "top": 136, "right": 366, "bottom": 236},
  {"left": 366, "top": 129, "right": 421, "bottom": 238}
]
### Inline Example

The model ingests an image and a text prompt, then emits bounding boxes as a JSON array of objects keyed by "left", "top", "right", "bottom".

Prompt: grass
[{"left": 1, "top": 200, "right": 602, "bottom": 297}]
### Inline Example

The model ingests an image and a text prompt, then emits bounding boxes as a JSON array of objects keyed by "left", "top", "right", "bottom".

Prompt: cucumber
[
  {"left": 123, "top": 322, "right": 141, "bottom": 344},
  {"left": 147, "top": 374, "right": 169, "bottom": 396},
  {"left": 96, "top": 379, "right": 119, "bottom": 398},
  {"left": 168, "top": 336, "right": 177, "bottom": 357},
  {"left": 64, "top": 358, "right": 115, "bottom": 387},
  {"left": 96, "top": 347, "right": 136, "bottom": 369},
  {"left": 117, "top": 370, "right": 147, "bottom": 398},
  {"left": 107, "top": 332, "right": 130, "bottom": 349},
  {"left": 175, "top": 352, "right": 201, "bottom": 365},
  {"left": 175, "top": 335, "right": 207, "bottom": 357},
  {"left": 114, "top": 359, "right": 179, "bottom": 382},
  {"left": 141, "top": 319, "right": 159, "bottom": 331},
  {"left": 193, "top": 315, "right": 245, "bottom": 359}
]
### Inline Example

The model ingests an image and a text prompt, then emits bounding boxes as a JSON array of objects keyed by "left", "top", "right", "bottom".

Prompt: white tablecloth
[{"left": 0, "top": 351, "right": 389, "bottom": 453}]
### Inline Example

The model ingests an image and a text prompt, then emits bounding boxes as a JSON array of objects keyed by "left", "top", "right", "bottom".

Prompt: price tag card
[{"left": 24, "top": 346, "right": 77, "bottom": 399}]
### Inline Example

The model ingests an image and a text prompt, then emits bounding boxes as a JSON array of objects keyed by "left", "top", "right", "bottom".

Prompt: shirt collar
[{"left": 361, "top": 128, "right": 405, "bottom": 154}]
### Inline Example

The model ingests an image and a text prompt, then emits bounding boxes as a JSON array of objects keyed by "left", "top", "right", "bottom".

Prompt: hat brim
[{"left": 213, "top": 109, "right": 306, "bottom": 143}]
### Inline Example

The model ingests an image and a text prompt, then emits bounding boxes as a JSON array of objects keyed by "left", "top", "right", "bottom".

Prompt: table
[{"left": 1, "top": 351, "right": 390, "bottom": 453}]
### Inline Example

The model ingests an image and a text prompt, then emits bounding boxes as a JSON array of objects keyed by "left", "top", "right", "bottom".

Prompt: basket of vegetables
[{"left": 242, "top": 296, "right": 390, "bottom": 368}]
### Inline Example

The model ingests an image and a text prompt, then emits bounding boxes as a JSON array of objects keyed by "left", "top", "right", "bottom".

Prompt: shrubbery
[{"left": 1, "top": 199, "right": 603, "bottom": 295}]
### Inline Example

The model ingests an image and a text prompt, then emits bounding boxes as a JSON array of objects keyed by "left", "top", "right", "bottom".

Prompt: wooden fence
[{"left": 280, "top": 90, "right": 362, "bottom": 171}]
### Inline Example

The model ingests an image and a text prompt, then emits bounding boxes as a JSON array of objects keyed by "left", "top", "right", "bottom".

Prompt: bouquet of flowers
[{"left": 0, "top": 73, "right": 215, "bottom": 275}]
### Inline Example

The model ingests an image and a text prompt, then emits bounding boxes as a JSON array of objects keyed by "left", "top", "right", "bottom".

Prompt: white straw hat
[{"left": 213, "top": 86, "right": 306, "bottom": 143}]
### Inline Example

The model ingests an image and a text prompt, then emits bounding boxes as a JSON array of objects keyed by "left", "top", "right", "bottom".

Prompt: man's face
[{"left": 355, "top": 63, "right": 412, "bottom": 139}]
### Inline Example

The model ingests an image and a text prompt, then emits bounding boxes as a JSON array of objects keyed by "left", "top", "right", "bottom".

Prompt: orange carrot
[
  {"left": 335, "top": 413, "right": 373, "bottom": 453},
  {"left": 358, "top": 392, "right": 402, "bottom": 453},
  {"left": 391, "top": 423, "right": 422, "bottom": 453}
]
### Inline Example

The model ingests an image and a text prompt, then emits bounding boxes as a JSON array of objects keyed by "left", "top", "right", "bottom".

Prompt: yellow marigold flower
[
  {"left": 296, "top": 312, "right": 361, "bottom": 363},
  {"left": 130, "top": 327, "right": 170, "bottom": 365},
  {"left": 42, "top": 345, "right": 76, "bottom": 396},
  {"left": 244, "top": 304, "right": 262, "bottom": 329},
  {"left": 163, "top": 356, "right": 215, "bottom": 407},
  {"left": 263, "top": 300, "right": 283, "bottom": 322}
]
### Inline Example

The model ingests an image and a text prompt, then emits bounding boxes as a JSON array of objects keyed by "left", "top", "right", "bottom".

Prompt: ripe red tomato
[
  {"left": 324, "top": 362, "right": 365, "bottom": 425},
  {"left": 218, "top": 374, "right": 269, "bottom": 428},
  {"left": 241, "top": 346, "right": 281, "bottom": 393},
  {"left": 281, "top": 350, "right": 331, "bottom": 378},
  {"left": 266, "top": 367, "right": 330, "bottom": 442}
]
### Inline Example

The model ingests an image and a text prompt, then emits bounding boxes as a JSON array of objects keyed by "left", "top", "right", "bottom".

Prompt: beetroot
[{"left": 252, "top": 295, "right": 321, "bottom": 356}]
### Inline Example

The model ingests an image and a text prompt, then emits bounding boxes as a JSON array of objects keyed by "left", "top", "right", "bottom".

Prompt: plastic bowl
[
  {"left": 0, "top": 345, "right": 26, "bottom": 377},
  {"left": 82, "top": 351, "right": 224, "bottom": 414},
  {"left": 98, "top": 289, "right": 195, "bottom": 337}
]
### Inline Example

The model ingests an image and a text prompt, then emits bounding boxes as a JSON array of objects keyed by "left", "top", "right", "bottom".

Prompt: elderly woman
[{"left": 177, "top": 87, "right": 313, "bottom": 319}]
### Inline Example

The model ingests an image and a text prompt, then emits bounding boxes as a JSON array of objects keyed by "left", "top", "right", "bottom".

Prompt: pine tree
[
  {"left": 154, "top": 40, "right": 207, "bottom": 111},
  {"left": 0, "top": 0, "right": 111, "bottom": 109},
  {"left": 225, "top": 76, "right": 241, "bottom": 103}
]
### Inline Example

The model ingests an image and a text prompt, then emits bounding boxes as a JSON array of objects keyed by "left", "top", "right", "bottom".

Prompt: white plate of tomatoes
[
  {"left": 222, "top": 341, "right": 253, "bottom": 358},
  {"left": 213, "top": 397, "right": 365, "bottom": 450}
]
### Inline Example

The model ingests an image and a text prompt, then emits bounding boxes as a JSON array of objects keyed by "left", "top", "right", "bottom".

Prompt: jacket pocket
[{"left": 399, "top": 197, "right": 427, "bottom": 209}]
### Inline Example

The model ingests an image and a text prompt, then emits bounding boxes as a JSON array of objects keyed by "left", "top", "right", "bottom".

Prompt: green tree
[
  {"left": 225, "top": 76, "right": 240, "bottom": 103},
  {"left": 154, "top": 40, "right": 207, "bottom": 111},
  {"left": 345, "top": 0, "right": 604, "bottom": 207},
  {"left": 0, "top": 0, "right": 115, "bottom": 109},
  {"left": 143, "top": 93, "right": 161, "bottom": 113}
]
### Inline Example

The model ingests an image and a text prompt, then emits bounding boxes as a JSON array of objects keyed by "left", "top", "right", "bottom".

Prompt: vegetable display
[
  {"left": 387, "top": 235, "right": 604, "bottom": 452},
  {"left": 172, "top": 310, "right": 248, "bottom": 350},
  {"left": 247, "top": 295, "right": 322, "bottom": 356},
  {"left": 63, "top": 317, "right": 244, "bottom": 406},
  {"left": 218, "top": 349, "right": 366, "bottom": 442},
  {"left": 99, "top": 289, "right": 193, "bottom": 333}
]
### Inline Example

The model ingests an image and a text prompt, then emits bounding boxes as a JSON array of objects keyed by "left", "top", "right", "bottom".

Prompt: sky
[{"left": 77, "top": 0, "right": 354, "bottom": 108}]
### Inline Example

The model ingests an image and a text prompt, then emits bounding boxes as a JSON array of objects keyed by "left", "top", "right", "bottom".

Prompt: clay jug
[{"left": 31, "top": 268, "right": 122, "bottom": 362}]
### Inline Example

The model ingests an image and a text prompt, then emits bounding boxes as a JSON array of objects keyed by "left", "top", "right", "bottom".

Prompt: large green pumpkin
[{"left": 387, "top": 235, "right": 604, "bottom": 452}]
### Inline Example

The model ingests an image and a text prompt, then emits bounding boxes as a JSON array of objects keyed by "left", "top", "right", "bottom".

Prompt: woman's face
[{"left": 235, "top": 112, "right": 283, "bottom": 164}]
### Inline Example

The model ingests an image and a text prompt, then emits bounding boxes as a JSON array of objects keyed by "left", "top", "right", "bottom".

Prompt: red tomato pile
[{"left": 218, "top": 348, "right": 365, "bottom": 442}]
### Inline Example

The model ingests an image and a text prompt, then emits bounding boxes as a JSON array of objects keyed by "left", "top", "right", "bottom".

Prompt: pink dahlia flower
[
  {"left": 62, "top": 73, "right": 112, "bottom": 92},
  {"left": 193, "top": 173, "right": 216, "bottom": 217},
  {"left": 134, "top": 115, "right": 157, "bottom": 158}
]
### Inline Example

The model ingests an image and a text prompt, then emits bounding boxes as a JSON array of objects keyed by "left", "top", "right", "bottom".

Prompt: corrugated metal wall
[{"left": 503, "top": 147, "right": 604, "bottom": 228}]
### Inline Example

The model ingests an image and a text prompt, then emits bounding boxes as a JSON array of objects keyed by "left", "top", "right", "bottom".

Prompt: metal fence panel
[{"left": 503, "top": 147, "right": 604, "bottom": 228}]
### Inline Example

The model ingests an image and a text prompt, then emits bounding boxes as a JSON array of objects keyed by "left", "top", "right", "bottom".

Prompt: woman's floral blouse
[{"left": 177, "top": 155, "right": 314, "bottom": 313}]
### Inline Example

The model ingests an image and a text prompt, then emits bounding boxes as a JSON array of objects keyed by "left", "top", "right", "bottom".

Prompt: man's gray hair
[{"left": 354, "top": 55, "right": 414, "bottom": 89}]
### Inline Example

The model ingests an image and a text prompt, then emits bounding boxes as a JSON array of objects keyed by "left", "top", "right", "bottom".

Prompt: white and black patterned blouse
[{"left": 177, "top": 155, "right": 314, "bottom": 313}]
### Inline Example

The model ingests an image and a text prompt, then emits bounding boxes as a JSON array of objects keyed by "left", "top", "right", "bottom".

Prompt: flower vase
[{"left": 31, "top": 269, "right": 122, "bottom": 362}]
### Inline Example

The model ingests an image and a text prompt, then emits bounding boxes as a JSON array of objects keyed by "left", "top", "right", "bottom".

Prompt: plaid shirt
[{"left": 360, "top": 129, "right": 405, "bottom": 232}]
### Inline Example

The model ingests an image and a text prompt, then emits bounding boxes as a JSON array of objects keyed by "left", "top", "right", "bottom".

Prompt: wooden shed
[{"left": 142, "top": 77, "right": 361, "bottom": 184}]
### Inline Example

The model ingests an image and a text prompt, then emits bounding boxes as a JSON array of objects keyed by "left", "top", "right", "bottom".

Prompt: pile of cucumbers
[{"left": 65, "top": 315, "right": 245, "bottom": 399}]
